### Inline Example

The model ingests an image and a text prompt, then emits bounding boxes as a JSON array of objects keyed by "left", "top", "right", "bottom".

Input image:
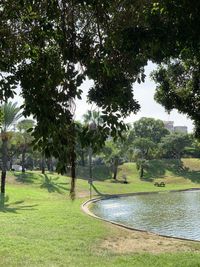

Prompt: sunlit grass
[{"left": 0, "top": 158, "right": 200, "bottom": 266}]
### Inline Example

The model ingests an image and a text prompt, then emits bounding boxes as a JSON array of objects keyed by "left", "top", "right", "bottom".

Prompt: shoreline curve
[{"left": 81, "top": 188, "right": 200, "bottom": 243}]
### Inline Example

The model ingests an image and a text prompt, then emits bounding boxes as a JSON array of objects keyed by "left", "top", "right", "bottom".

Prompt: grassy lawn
[{"left": 1, "top": 158, "right": 200, "bottom": 266}]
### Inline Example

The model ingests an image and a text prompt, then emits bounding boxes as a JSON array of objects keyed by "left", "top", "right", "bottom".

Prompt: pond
[{"left": 91, "top": 190, "right": 200, "bottom": 241}]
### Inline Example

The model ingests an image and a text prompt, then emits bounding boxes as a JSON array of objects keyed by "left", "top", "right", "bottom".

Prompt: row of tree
[
  {"left": 0, "top": 104, "right": 199, "bottom": 194},
  {"left": 97, "top": 117, "right": 194, "bottom": 179},
  {"left": 1, "top": 1, "right": 200, "bottom": 196}
]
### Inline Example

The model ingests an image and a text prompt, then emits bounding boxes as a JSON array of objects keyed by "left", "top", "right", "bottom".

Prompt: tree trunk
[
  {"left": 88, "top": 146, "right": 92, "bottom": 183},
  {"left": 1, "top": 138, "right": 8, "bottom": 194},
  {"left": 41, "top": 156, "right": 45, "bottom": 174},
  {"left": 70, "top": 123, "right": 76, "bottom": 199},
  {"left": 1, "top": 171, "right": 6, "bottom": 194},
  {"left": 81, "top": 149, "right": 85, "bottom": 166},
  {"left": 140, "top": 166, "right": 144, "bottom": 178},
  {"left": 0, "top": 192, "right": 5, "bottom": 207},
  {"left": 47, "top": 157, "right": 53, "bottom": 172},
  {"left": 21, "top": 148, "right": 26, "bottom": 173},
  {"left": 70, "top": 143, "right": 76, "bottom": 199},
  {"left": 46, "top": 158, "right": 50, "bottom": 171},
  {"left": 113, "top": 157, "right": 119, "bottom": 180},
  {"left": 32, "top": 158, "right": 35, "bottom": 170},
  {"left": 9, "top": 156, "right": 13, "bottom": 170}
]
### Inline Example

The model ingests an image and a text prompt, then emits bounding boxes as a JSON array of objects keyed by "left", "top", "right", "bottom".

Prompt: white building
[
  {"left": 163, "top": 121, "right": 188, "bottom": 134},
  {"left": 163, "top": 121, "right": 174, "bottom": 132},
  {"left": 174, "top": 126, "right": 188, "bottom": 134}
]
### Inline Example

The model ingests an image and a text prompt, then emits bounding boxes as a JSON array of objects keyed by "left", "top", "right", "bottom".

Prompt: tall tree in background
[
  {"left": 133, "top": 138, "right": 155, "bottom": 178},
  {"left": 17, "top": 119, "right": 34, "bottom": 173},
  {"left": 0, "top": 102, "right": 21, "bottom": 194},
  {"left": 132, "top": 118, "right": 169, "bottom": 177},
  {"left": 83, "top": 110, "right": 102, "bottom": 127},
  {"left": 102, "top": 140, "right": 122, "bottom": 180},
  {"left": 82, "top": 110, "right": 102, "bottom": 184},
  {"left": 160, "top": 133, "right": 191, "bottom": 159},
  {"left": 134, "top": 118, "right": 169, "bottom": 143}
]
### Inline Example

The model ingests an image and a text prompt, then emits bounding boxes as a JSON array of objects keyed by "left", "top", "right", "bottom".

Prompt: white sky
[
  {"left": 75, "top": 61, "right": 194, "bottom": 132},
  {"left": 15, "top": 61, "right": 194, "bottom": 132}
]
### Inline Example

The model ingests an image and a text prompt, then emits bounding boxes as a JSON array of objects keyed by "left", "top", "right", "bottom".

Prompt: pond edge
[{"left": 81, "top": 188, "right": 200, "bottom": 243}]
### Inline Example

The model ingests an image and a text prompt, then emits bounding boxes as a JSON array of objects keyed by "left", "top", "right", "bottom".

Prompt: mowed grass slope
[
  {"left": 1, "top": 158, "right": 200, "bottom": 267},
  {"left": 87, "top": 158, "right": 200, "bottom": 195}
]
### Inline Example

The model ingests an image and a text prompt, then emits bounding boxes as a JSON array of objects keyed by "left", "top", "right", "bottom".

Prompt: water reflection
[{"left": 91, "top": 190, "right": 200, "bottom": 241}]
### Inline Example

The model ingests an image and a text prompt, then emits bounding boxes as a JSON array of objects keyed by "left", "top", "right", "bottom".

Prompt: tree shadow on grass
[
  {"left": 13, "top": 172, "right": 43, "bottom": 184},
  {"left": 144, "top": 159, "right": 166, "bottom": 180},
  {"left": 91, "top": 183, "right": 108, "bottom": 197},
  {"left": 165, "top": 160, "right": 200, "bottom": 183},
  {"left": 110, "top": 179, "right": 130, "bottom": 184},
  {"left": 13, "top": 172, "right": 70, "bottom": 193},
  {"left": 0, "top": 194, "right": 38, "bottom": 213},
  {"left": 75, "top": 165, "right": 112, "bottom": 181},
  {"left": 144, "top": 159, "right": 200, "bottom": 184},
  {"left": 40, "top": 174, "right": 70, "bottom": 193},
  {"left": 181, "top": 170, "right": 200, "bottom": 183}
]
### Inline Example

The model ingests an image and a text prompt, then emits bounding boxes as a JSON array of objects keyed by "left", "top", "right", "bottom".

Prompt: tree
[
  {"left": 82, "top": 109, "right": 103, "bottom": 158},
  {"left": 83, "top": 110, "right": 102, "bottom": 126},
  {"left": 131, "top": 118, "right": 169, "bottom": 177},
  {"left": 82, "top": 110, "right": 103, "bottom": 184},
  {"left": 186, "top": 137, "right": 200, "bottom": 158},
  {"left": 0, "top": 1, "right": 143, "bottom": 194},
  {"left": 160, "top": 133, "right": 191, "bottom": 159},
  {"left": 126, "top": 1, "right": 200, "bottom": 137},
  {"left": 133, "top": 137, "right": 155, "bottom": 178},
  {"left": 6, "top": 131, "right": 24, "bottom": 170},
  {"left": 0, "top": 102, "right": 22, "bottom": 194},
  {"left": 17, "top": 119, "right": 35, "bottom": 173},
  {"left": 1, "top": 0, "right": 200, "bottom": 194},
  {"left": 102, "top": 140, "right": 122, "bottom": 180},
  {"left": 152, "top": 59, "right": 200, "bottom": 137},
  {"left": 134, "top": 117, "right": 169, "bottom": 144}
]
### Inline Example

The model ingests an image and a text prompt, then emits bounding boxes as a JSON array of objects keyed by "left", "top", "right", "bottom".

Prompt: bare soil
[{"left": 99, "top": 224, "right": 200, "bottom": 254}]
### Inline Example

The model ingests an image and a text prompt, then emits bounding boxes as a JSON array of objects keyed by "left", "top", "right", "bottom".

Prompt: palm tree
[
  {"left": 1, "top": 102, "right": 22, "bottom": 194},
  {"left": 17, "top": 119, "right": 34, "bottom": 173},
  {"left": 83, "top": 110, "right": 102, "bottom": 127},
  {"left": 82, "top": 110, "right": 102, "bottom": 196}
]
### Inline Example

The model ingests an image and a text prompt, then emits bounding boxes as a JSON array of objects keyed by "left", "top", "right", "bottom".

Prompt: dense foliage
[
  {"left": 1, "top": 0, "right": 200, "bottom": 192},
  {"left": 152, "top": 59, "right": 200, "bottom": 137}
]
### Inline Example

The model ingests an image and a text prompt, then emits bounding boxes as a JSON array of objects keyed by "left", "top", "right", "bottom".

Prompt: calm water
[{"left": 91, "top": 190, "right": 200, "bottom": 241}]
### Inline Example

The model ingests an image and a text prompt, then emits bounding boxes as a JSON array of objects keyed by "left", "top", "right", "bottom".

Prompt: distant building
[
  {"left": 163, "top": 121, "right": 174, "bottom": 132},
  {"left": 174, "top": 126, "right": 188, "bottom": 134},
  {"left": 163, "top": 121, "right": 188, "bottom": 134}
]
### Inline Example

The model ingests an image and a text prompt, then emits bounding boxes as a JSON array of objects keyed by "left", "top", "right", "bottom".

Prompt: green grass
[
  {"left": 1, "top": 158, "right": 200, "bottom": 266},
  {"left": 88, "top": 158, "right": 200, "bottom": 195}
]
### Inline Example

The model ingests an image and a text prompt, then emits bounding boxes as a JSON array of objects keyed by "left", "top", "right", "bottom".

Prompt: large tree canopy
[
  {"left": 1, "top": 0, "right": 200, "bottom": 193},
  {"left": 1, "top": 0, "right": 146, "bottom": 174},
  {"left": 152, "top": 58, "right": 200, "bottom": 137},
  {"left": 148, "top": 1, "right": 200, "bottom": 137},
  {"left": 133, "top": 117, "right": 169, "bottom": 144}
]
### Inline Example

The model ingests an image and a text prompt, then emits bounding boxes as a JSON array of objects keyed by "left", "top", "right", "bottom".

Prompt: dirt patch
[
  {"left": 77, "top": 191, "right": 90, "bottom": 198},
  {"left": 83, "top": 196, "right": 200, "bottom": 255},
  {"left": 6, "top": 174, "right": 20, "bottom": 185},
  {"left": 99, "top": 224, "right": 200, "bottom": 254}
]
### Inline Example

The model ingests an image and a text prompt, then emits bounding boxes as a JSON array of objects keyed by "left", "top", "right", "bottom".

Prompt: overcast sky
[{"left": 15, "top": 61, "right": 194, "bottom": 132}]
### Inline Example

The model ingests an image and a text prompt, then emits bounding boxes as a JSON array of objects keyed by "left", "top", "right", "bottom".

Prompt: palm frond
[{"left": 1, "top": 102, "right": 22, "bottom": 132}]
